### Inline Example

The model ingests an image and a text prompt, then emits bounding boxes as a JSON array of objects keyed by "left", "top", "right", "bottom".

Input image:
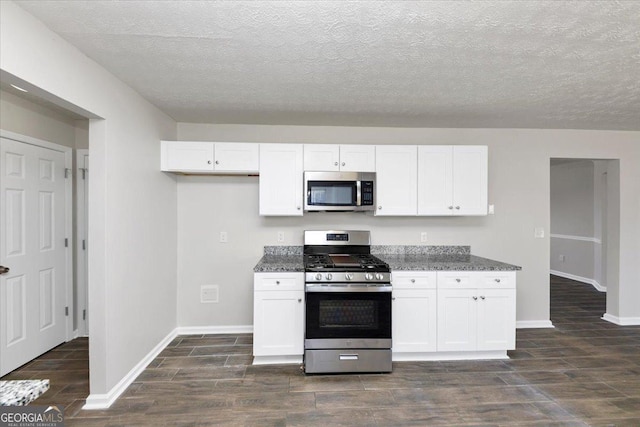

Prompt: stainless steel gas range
[{"left": 303, "top": 230, "right": 392, "bottom": 374}]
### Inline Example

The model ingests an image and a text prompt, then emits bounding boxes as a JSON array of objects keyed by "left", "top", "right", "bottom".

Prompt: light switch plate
[
  {"left": 534, "top": 227, "right": 545, "bottom": 238},
  {"left": 220, "top": 231, "right": 228, "bottom": 243},
  {"left": 420, "top": 232, "right": 428, "bottom": 243},
  {"left": 277, "top": 231, "right": 285, "bottom": 243}
]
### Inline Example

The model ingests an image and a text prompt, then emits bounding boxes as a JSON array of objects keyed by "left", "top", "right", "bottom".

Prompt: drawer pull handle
[
  {"left": 473, "top": 296, "right": 478, "bottom": 301},
  {"left": 339, "top": 354, "right": 358, "bottom": 361},
  {"left": 455, "top": 278, "right": 461, "bottom": 283},
  {"left": 480, "top": 296, "right": 485, "bottom": 300},
  {"left": 411, "top": 279, "right": 415, "bottom": 283},
  {"left": 298, "top": 298, "right": 302, "bottom": 303},
  {"left": 276, "top": 281, "right": 280, "bottom": 285},
  {"left": 392, "top": 297, "right": 396, "bottom": 301},
  {"left": 495, "top": 278, "right": 501, "bottom": 283}
]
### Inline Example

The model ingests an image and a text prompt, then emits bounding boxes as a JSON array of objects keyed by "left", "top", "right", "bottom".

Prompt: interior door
[
  {"left": 1, "top": 137, "right": 68, "bottom": 376},
  {"left": 76, "top": 150, "right": 89, "bottom": 336}
]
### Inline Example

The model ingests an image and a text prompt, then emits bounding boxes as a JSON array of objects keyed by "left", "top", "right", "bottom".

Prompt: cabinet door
[
  {"left": 375, "top": 145, "right": 417, "bottom": 216},
  {"left": 340, "top": 145, "right": 375, "bottom": 172},
  {"left": 214, "top": 143, "right": 259, "bottom": 172},
  {"left": 417, "top": 145, "right": 453, "bottom": 215},
  {"left": 259, "top": 144, "right": 303, "bottom": 216},
  {"left": 253, "top": 290, "right": 304, "bottom": 357},
  {"left": 452, "top": 146, "right": 488, "bottom": 215},
  {"left": 476, "top": 288, "right": 516, "bottom": 351},
  {"left": 303, "top": 144, "right": 339, "bottom": 171},
  {"left": 437, "top": 289, "right": 477, "bottom": 351},
  {"left": 392, "top": 289, "right": 437, "bottom": 353},
  {"left": 161, "top": 141, "right": 214, "bottom": 172}
]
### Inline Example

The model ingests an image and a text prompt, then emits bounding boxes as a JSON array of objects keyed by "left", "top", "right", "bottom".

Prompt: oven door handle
[{"left": 305, "top": 284, "right": 392, "bottom": 293}]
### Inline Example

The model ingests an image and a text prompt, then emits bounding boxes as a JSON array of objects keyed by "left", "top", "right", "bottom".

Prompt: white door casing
[
  {"left": 76, "top": 149, "right": 89, "bottom": 337},
  {"left": 0, "top": 132, "right": 72, "bottom": 376}
]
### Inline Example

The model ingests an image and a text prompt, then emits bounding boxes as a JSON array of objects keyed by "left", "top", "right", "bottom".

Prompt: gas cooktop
[{"left": 304, "top": 253, "right": 389, "bottom": 272}]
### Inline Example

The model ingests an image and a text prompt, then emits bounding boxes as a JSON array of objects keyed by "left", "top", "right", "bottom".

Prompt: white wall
[
  {"left": 176, "top": 124, "right": 640, "bottom": 327},
  {"left": 1, "top": 0, "right": 178, "bottom": 399}
]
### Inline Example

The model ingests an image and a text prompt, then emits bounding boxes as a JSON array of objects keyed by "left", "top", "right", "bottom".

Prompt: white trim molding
[
  {"left": 602, "top": 313, "right": 640, "bottom": 326},
  {"left": 550, "top": 233, "right": 602, "bottom": 244},
  {"left": 550, "top": 270, "right": 606, "bottom": 292},
  {"left": 516, "top": 320, "right": 555, "bottom": 329},
  {"left": 175, "top": 325, "right": 253, "bottom": 335},
  {"left": 83, "top": 329, "right": 178, "bottom": 410}
]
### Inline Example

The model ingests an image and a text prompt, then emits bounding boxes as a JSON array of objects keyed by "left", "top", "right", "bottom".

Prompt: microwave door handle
[{"left": 356, "top": 180, "right": 361, "bottom": 206}]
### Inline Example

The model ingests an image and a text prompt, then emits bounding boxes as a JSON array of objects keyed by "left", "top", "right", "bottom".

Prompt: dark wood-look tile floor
[{"left": 3, "top": 275, "right": 640, "bottom": 426}]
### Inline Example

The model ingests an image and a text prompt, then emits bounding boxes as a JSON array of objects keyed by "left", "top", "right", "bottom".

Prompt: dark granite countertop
[
  {"left": 253, "top": 245, "right": 520, "bottom": 273},
  {"left": 377, "top": 254, "right": 521, "bottom": 271}
]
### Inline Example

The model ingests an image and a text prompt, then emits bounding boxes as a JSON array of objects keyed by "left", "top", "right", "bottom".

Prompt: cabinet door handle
[
  {"left": 455, "top": 278, "right": 461, "bottom": 283},
  {"left": 480, "top": 296, "right": 485, "bottom": 300},
  {"left": 411, "top": 279, "right": 415, "bottom": 283},
  {"left": 334, "top": 161, "right": 338, "bottom": 166},
  {"left": 276, "top": 281, "right": 280, "bottom": 285},
  {"left": 455, "top": 206, "right": 460, "bottom": 210},
  {"left": 495, "top": 278, "right": 501, "bottom": 283},
  {"left": 297, "top": 206, "right": 301, "bottom": 210},
  {"left": 207, "top": 160, "right": 212, "bottom": 164},
  {"left": 342, "top": 162, "right": 346, "bottom": 166},
  {"left": 378, "top": 206, "right": 382, "bottom": 210},
  {"left": 215, "top": 160, "right": 219, "bottom": 165},
  {"left": 0, "top": 266, "right": 9, "bottom": 274},
  {"left": 297, "top": 298, "right": 302, "bottom": 303},
  {"left": 473, "top": 296, "right": 478, "bottom": 301},
  {"left": 448, "top": 206, "right": 454, "bottom": 210},
  {"left": 392, "top": 297, "right": 396, "bottom": 301}
]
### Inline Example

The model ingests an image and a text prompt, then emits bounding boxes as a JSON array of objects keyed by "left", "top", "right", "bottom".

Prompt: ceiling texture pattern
[{"left": 14, "top": 1, "right": 640, "bottom": 130}]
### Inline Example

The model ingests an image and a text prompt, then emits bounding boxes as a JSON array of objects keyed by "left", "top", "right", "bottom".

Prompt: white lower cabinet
[
  {"left": 392, "top": 272, "right": 437, "bottom": 354},
  {"left": 253, "top": 273, "right": 304, "bottom": 363},
  {"left": 437, "top": 271, "right": 516, "bottom": 353}
]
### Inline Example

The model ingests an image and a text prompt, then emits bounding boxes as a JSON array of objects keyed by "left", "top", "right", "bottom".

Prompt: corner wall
[
  {"left": 1, "top": 0, "right": 178, "bottom": 399},
  {"left": 176, "top": 124, "right": 640, "bottom": 328}
]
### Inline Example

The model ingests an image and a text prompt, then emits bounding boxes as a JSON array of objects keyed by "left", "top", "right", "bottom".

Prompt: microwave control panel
[{"left": 361, "top": 181, "right": 374, "bottom": 205}]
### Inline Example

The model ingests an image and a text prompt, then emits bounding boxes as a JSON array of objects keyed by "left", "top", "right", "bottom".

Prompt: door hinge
[
  {"left": 65, "top": 238, "right": 69, "bottom": 247},
  {"left": 83, "top": 309, "right": 86, "bottom": 320},
  {"left": 65, "top": 306, "right": 69, "bottom": 316},
  {"left": 82, "top": 239, "right": 86, "bottom": 250},
  {"left": 80, "top": 168, "right": 87, "bottom": 180},
  {"left": 65, "top": 168, "right": 72, "bottom": 178}
]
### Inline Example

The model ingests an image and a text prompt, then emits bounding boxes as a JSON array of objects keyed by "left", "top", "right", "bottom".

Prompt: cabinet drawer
[
  {"left": 478, "top": 272, "right": 516, "bottom": 289},
  {"left": 392, "top": 271, "right": 437, "bottom": 289},
  {"left": 254, "top": 273, "right": 304, "bottom": 291},
  {"left": 437, "top": 272, "right": 476, "bottom": 289}
]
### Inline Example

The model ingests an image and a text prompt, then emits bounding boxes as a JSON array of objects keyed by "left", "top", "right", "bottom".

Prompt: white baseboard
[
  {"left": 516, "top": 320, "right": 555, "bottom": 329},
  {"left": 252, "top": 355, "right": 302, "bottom": 365},
  {"left": 602, "top": 313, "right": 640, "bottom": 326},
  {"left": 175, "top": 325, "right": 253, "bottom": 335},
  {"left": 393, "top": 351, "right": 508, "bottom": 361},
  {"left": 83, "top": 329, "right": 178, "bottom": 410},
  {"left": 550, "top": 270, "right": 606, "bottom": 292},
  {"left": 82, "top": 325, "right": 253, "bottom": 409}
]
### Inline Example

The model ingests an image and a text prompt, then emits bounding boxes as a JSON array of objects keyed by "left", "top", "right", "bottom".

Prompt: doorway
[{"left": 549, "top": 158, "right": 619, "bottom": 320}]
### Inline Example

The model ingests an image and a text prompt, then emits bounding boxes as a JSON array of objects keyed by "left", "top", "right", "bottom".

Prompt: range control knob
[
  {"left": 345, "top": 273, "right": 354, "bottom": 281},
  {"left": 315, "top": 273, "right": 322, "bottom": 281},
  {"left": 365, "top": 273, "right": 373, "bottom": 281},
  {"left": 375, "top": 273, "right": 384, "bottom": 280},
  {"left": 326, "top": 273, "right": 333, "bottom": 280}
]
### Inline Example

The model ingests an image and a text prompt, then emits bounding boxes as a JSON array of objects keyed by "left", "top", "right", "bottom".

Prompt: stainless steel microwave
[{"left": 304, "top": 171, "right": 375, "bottom": 212}]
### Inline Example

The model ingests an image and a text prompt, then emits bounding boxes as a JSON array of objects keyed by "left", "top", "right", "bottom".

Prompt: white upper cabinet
[
  {"left": 418, "top": 145, "right": 488, "bottom": 216},
  {"left": 303, "top": 144, "right": 375, "bottom": 172},
  {"left": 259, "top": 144, "right": 303, "bottom": 216},
  {"left": 161, "top": 141, "right": 259, "bottom": 173},
  {"left": 214, "top": 143, "right": 259, "bottom": 173},
  {"left": 161, "top": 141, "right": 214, "bottom": 173},
  {"left": 375, "top": 145, "right": 417, "bottom": 216}
]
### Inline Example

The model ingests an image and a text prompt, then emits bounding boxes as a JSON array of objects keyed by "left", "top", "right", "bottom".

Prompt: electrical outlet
[
  {"left": 277, "top": 231, "right": 285, "bottom": 243},
  {"left": 488, "top": 204, "right": 495, "bottom": 214},
  {"left": 219, "top": 231, "right": 228, "bottom": 243},
  {"left": 534, "top": 227, "right": 545, "bottom": 238},
  {"left": 559, "top": 254, "right": 565, "bottom": 262},
  {"left": 420, "top": 232, "right": 428, "bottom": 243},
  {"left": 201, "top": 285, "right": 219, "bottom": 303}
]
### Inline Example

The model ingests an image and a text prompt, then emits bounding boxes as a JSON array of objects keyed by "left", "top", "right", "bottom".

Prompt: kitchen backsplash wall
[{"left": 175, "top": 123, "right": 639, "bottom": 329}]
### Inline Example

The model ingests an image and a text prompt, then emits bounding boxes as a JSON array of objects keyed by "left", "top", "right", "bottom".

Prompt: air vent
[{"left": 200, "top": 285, "right": 219, "bottom": 303}]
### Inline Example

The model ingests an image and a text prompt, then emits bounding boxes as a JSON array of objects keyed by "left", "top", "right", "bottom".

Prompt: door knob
[{"left": 0, "top": 266, "right": 9, "bottom": 274}]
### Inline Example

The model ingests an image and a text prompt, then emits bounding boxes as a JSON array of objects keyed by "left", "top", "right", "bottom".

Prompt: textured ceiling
[{"left": 14, "top": 1, "right": 640, "bottom": 130}]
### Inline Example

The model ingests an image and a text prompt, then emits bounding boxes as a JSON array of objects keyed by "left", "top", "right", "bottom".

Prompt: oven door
[{"left": 305, "top": 287, "right": 391, "bottom": 347}]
